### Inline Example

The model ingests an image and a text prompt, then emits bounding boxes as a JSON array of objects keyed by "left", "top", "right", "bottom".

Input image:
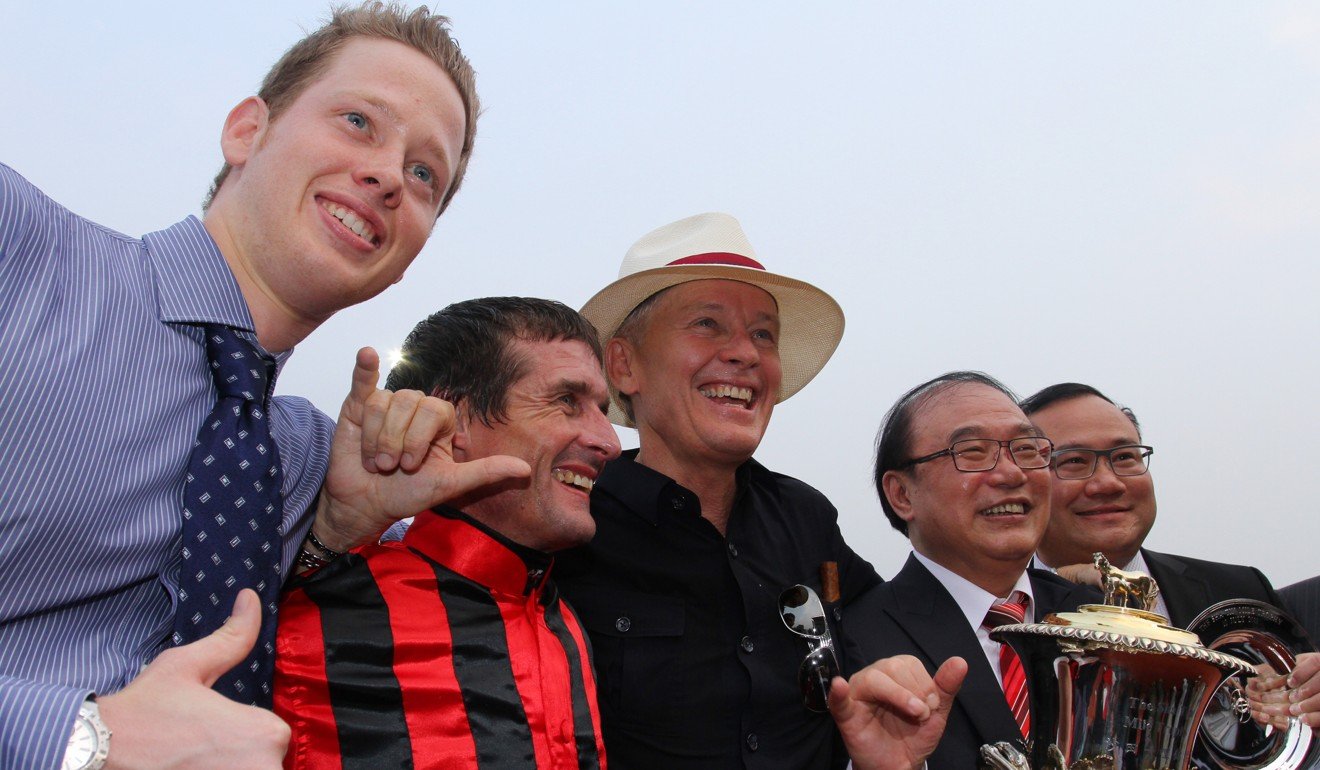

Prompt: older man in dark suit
[{"left": 846, "top": 372, "right": 1098, "bottom": 769}]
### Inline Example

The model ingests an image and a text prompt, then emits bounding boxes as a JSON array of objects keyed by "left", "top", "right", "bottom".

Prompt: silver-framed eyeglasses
[
  {"left": 1051, "top": 444, "right": 1154, "bottom": 480},
  {"left": 779, "top": 584, "right": 841, "bottom": 713},
  {"left": 899, "top": 437, "right": 1054, "bottom": 473}
]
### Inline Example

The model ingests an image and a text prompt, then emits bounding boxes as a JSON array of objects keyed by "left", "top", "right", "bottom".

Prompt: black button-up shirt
[{"left": 557, "top": 451, "right": 882, "bottom": 769}]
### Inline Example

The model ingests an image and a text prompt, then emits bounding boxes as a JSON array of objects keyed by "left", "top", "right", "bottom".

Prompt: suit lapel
[
  {"left": 886, "top": 555, "right": 1023, "bottom": 747},
  {"left": 1028, "top": 568, "right": 1098, "bottom": 617},
  {"left": 1143, "top": 549, "right": 1210, "bottom": 627}
]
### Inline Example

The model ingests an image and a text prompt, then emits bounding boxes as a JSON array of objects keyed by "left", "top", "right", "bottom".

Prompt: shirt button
[
  {"left": 727, "top": 542, "right": 739, "bottom": 558},
  {"left": 615, "top": 616, "right": 631, "bottom": 633},
  {"left": 740, "top": 635, "right": 754, "bottom": 653},
  {"left": 746, "top": 733, "right": 759, "bottom": 751},
  {"left": 670, "top": 496, "right": 686, "bottom": 511}
]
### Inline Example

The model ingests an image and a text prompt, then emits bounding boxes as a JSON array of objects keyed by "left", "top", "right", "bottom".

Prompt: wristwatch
[{"left": 62, "top": 699, "right": 111, "bottom": 770}]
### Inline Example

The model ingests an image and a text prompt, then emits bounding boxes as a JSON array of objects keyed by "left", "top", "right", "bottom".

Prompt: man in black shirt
[{"left": 557, "top": 213, "right": 959, "bottom": 769}]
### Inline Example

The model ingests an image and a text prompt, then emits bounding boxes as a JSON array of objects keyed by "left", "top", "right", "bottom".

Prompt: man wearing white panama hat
[{"left": 557, "top": 213, "right": 962, "bottom": 769}]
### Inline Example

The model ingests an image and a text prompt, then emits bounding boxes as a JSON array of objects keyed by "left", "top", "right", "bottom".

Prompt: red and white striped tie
[{"left": 984, "top": 591, "right": 1030, "bottom": 737}]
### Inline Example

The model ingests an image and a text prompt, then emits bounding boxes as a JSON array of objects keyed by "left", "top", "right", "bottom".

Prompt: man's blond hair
[{"left": 204, "top": 2, "right": 479, "bottom": 215}]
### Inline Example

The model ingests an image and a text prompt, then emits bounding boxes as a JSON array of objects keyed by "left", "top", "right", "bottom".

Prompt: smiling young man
[
  {"left": 555, "top": 213, "right": 963, "bottom": 770},
  {"left": 844, "top": 372, "right": 1097, "bottom": 769},
  {"left": 1018, "top": 383, "right": 1281, "bottom": 626},
  {"left": 274, "top": 298, "right": 620, "bottom": 769},
  {"left": 1018, "top": 384, "right": 1320, "bottom": 732},
  {"left": 0, "top": 6, "right": 514, "bottom": 770}
]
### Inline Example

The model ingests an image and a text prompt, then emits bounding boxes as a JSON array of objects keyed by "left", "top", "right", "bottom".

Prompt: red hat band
[{"left": 666, "top": 252, "right": 766, "bottom": 270}]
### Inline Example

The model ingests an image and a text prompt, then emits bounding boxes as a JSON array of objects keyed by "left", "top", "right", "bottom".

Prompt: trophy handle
[
  {"left": 980, "top": 741, "right": 1032, "bottom": 770},
  {"left": 1188, "top": 599, "right": 1318, "bottom": 769}
]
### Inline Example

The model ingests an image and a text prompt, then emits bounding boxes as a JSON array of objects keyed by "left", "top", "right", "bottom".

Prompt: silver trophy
[{"left": 980, "top": 554, "right": 1314, "bottom": 770}]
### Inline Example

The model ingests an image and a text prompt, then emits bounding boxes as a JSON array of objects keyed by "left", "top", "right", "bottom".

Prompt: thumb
[
  {"left": 341, "top": 347, "right": 381, "bottom": 421},
  {"left": 441, "top": 454, "right": 532, "bottom": 498},
  {"left": 932, "top": 656, "right": 968, "bottom": 712},
  {"left": 825, "top": 675, "right": 853, "bottom": 721},
  {"left": 170, "top": 589, "right": 262, "bottom": 687}
]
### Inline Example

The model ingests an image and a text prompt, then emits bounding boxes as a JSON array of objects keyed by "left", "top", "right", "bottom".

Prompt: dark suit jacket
[
  {"left": 1141, "top": 548, "right": 1282, "bottom": 629},
  {"left": 1280, "top": 575, "right": 1320, "bottom": 645},
  {"left": 843, "top": 554, "right": 1098, "bottom": 770}
]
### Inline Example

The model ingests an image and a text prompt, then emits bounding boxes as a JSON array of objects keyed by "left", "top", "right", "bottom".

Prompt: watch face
[{"left": 62, "top": 717, "right": 97, "bottom": 770}]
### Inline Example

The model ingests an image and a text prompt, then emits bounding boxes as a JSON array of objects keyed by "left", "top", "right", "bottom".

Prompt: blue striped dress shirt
[{"left": 0, "top": 163, "right": 334, "bottom": 769}]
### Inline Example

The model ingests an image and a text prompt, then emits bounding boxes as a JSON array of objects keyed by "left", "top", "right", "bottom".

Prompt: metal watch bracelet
[{"left": 63, "top": 699, "right": 110, "bottom": 770}]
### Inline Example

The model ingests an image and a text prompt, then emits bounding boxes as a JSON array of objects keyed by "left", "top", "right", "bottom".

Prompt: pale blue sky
[{"left": 4, "top": 2, "right": 1317, "bottom": 585}]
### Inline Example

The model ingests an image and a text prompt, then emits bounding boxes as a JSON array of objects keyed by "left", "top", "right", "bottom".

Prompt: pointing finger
[{"left": 846, "top": 662, "right": 929, "bottom": 720}]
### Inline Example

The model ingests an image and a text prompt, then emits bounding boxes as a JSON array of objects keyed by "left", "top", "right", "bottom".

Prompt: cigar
[{"left": 820, "top": 561, "right": 840, "bottom": 603}]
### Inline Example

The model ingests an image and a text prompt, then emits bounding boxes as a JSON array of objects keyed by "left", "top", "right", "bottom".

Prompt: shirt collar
[
  {"left": 1121, "top": 550, "right": 1151, "bottom": 575},
  {"left": 595, "top": 449, "right": 760, "bottom": 525},
  {"left": 913, "top": 550, "right": 1036, "bottom": 629},
  {"left": 1033, "top": 551, "right": 1145, "bottom": 573},
  {"left": 142, "top": 216, "right": 291, "bottom": 365},
  {"left": 403, "top": 507, "right": 554, "bottom": 598},
  {"left": 595, "top": 450, "right": 674, "bottom": 526}
]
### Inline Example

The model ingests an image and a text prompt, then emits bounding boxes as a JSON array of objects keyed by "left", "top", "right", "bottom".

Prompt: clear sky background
[{"left": 4, "top": 3, "right": 1317, "bottom": 586}]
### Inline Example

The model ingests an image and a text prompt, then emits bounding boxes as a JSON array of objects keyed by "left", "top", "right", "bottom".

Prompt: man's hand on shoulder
[
  {"left": 313, "top": 347, "right": 531, "bottom": 551},
  {"left": 97, "top": 590, "right": 288, "bottom": 769},
  {"left": 830, "top": 654, "right": 967, "bottom": 770},
  {"left": 1054, "top": 563, "right": 1103, "bottom": 588}
]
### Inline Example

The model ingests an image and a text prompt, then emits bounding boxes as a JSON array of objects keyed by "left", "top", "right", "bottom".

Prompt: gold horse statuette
[{"left": 1093, "top": 552, "right": 1160, "bottom": 613}]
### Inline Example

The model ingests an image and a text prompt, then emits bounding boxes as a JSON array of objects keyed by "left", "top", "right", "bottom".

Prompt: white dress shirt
[
  {"left": 912, "top": 551, "right": 1035, "bottom": 687},
  {"left": 1032, "top": 551, "right": 1170, "bottom": 620}
]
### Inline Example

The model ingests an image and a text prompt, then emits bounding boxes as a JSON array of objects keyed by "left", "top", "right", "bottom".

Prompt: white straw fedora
[{"left": 580, "top": 212, "right": 845, "bottom": 427}]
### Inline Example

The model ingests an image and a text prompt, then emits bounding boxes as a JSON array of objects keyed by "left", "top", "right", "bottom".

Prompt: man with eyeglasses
[
  {"left": 844, "top": 372, "right": 1099, "bottom": 769},
  {"left": 1019, "top": 382, "right": 1282, "bottom": 627},
  {"left": 1019, "top": 383, "right": 1320, "bottom": 732}
]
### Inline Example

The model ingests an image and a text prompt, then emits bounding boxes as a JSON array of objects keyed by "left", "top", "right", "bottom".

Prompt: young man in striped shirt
[{"left": 0, "top": 6, "right": 529, "bottom": 770}]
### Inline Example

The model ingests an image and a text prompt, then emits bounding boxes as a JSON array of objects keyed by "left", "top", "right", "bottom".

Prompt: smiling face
[
  {"left": 883, "top": 383, "right": 1051, "bottom": 594},
  {"left": 209, "top": 36, "right": 467, "bottom": 335},
  {"left": 1029, "top": 394, "right": 1156, "bottom": 569},
  {"left": 456, "top": 338, "right": 621, "bottom": 552},
  {"left": 609, "top": 279, "right": 782, "bottom": 476}
]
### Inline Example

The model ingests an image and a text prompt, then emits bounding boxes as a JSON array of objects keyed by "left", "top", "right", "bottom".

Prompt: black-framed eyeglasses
[
  {"left": 1051, "top": 444, "right": 1154, "bottom": 480},
  {"left": 899, "top": 437, "right": 1054, "bottom": 473},
  {"left": 779, "top": 584, "right": 841, "bottom": 713}
]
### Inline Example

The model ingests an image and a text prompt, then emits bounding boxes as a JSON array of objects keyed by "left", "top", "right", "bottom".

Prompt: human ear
[
  {"left": 450, "top": 399, "right": 472, "bottom": 460},
  {"left": 219, "top": 96, "right": 270, "bottom": 168},
  {"left": 882, "top": 470, "right": 916, "bottom": 524},
  {"left": 605, "top": 338, "right": 639, "bottom": 398}
]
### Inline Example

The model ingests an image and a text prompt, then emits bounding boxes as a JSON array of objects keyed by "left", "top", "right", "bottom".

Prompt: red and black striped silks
[{"left": 274, "top": 509, "right": 606, "bottom": 769}]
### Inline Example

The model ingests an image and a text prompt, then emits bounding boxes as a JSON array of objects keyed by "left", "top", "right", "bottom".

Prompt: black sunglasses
[{"left": 779, "top": 584, "right": 841, "bottom": 713}]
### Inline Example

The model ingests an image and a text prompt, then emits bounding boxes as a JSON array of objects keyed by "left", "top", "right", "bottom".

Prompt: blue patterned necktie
[{"left": 173, "top": 324, "right": 284, "bottom": 706}]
